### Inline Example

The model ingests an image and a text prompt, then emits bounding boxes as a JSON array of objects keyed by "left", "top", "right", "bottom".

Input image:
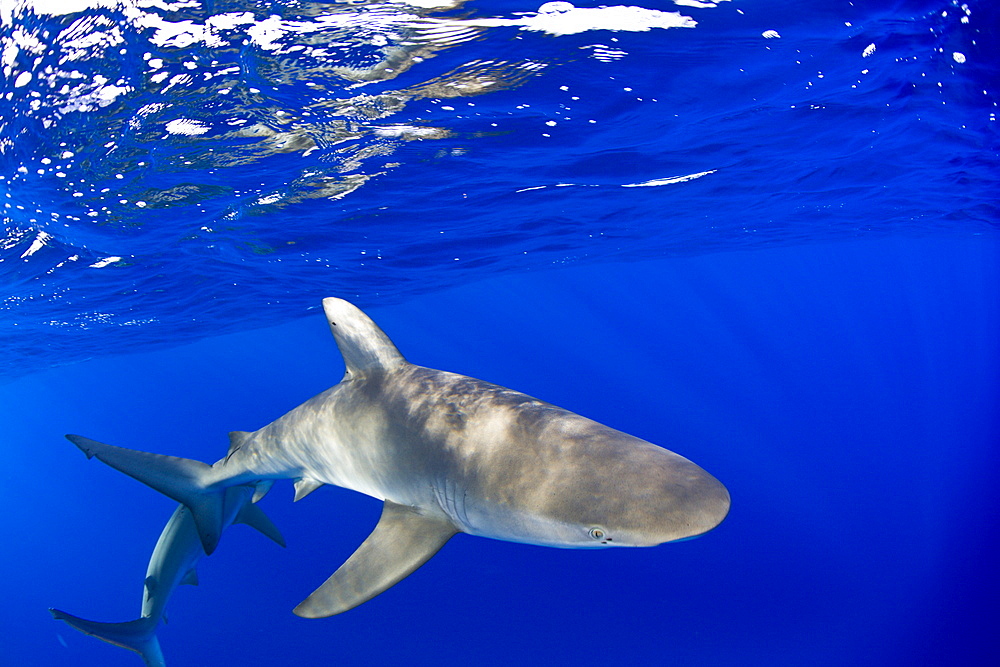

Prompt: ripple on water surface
[{"left": 0, "top": 0, "right": 996, "bottom": 378}]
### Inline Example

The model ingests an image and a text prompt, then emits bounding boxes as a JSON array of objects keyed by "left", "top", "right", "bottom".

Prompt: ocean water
[{"left": 2, "top": 0, "right": 998, "bottom": 665}]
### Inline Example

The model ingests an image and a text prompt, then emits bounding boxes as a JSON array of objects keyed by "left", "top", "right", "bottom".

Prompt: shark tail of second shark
[
  {"left": 64, "top": 434, "right": 257, "bottom": 555},
  {"left": 49, "top": 609, "right": 165, "bottom": 667}
]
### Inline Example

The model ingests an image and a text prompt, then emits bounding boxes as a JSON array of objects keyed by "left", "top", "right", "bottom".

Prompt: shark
[
  {"left": 61, "top": 296, "right": 730, "bottom": 622},
  {"left": 50, "top": 486, "right": 284, "bottom": 666}
]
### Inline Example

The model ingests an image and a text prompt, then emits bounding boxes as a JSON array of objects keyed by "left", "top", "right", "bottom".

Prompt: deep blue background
[
  {"left": 4, "top": 233, "right": 999, "bottom": 665},
  {"left": 2, "top": 0, "right": 999, "bottom": 664}
]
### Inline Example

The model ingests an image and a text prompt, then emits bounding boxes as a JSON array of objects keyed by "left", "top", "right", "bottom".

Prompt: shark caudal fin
[
  {"left": 49, "top": 609, "right": 165, "bottom": 667},
  {"left": 66, "top": 434, "right": 225, "bottom": 555}
]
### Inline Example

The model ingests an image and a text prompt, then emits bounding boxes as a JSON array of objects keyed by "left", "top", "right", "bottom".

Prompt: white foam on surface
[
  {"left": 467, "top": 3, "right": 697, "bottom": 36},
  {"left": 165, "top": 118, "right": 209, "bottom": 135},
  {"left": 621, "top": 170, "right": 717, "bottom": 187}
]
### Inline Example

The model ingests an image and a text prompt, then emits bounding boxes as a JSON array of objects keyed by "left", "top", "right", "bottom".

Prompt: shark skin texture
[{"left": 57, "top": 297, "right": 730, "bottom": 661}]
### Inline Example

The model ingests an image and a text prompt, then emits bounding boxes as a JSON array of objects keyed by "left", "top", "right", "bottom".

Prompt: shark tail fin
[
  {"left": 66, "top": 434, "right": 225, "bottom": 555},
  {"left": 50, "top": 609, "right": 165, "bottom": 667}
]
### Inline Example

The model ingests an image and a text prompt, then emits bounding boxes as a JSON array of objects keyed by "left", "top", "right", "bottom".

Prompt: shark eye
[{"left": 588, "top": 527, "right": 606, "bottom": 541}]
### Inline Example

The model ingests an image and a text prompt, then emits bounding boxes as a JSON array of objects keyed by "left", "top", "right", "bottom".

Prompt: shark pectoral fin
[
  {"left": 235, "top": 501, "right": 287, "bottom": 547},
  {"left": 293, "top": 501, "right": 458, "bottom": 619},
  {"left": 293, "top": 477, "right": 324, "bottom": 502},
  {"left": 65, "top": 434, "right": 225, "bottom": 555}
]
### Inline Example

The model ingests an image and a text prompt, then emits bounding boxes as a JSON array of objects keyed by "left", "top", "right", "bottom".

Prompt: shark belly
[{"left": 232, "top": 378, "right": 451, "bottom": 513}]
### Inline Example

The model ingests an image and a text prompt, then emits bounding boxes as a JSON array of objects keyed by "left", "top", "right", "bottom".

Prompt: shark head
[
  {"left": 566, "top": 440, "right": 731, "bottom": 548},
  {"left": 459, "top": 415, "right": 731, "bottom": 549}
]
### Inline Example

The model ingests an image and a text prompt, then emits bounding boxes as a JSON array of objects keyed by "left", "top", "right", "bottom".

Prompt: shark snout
[
  {"left": 664, "top": 468, "right": 730, "bottom": 543},
  {"left": 619, "top": 457, "right": 730, "bottom": 547}
]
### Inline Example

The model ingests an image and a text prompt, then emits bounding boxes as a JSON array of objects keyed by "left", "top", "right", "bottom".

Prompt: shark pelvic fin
[
  {"left": 293, "top": 500, "right": 458, "bottom": 619},
  {"left": 180, "top": 569, "right": 199, "bottom": 586},
  {"left": 293, "top": 477, "right": 325, "bottom": 502},
  {"left": 50, "top": 609, "right": 165, "bottom": 667},
  {"left": 322, "top": 297, "right": 407, "bottom": 378},
  {"left": 252, "top": 479, "right": 274, "bottom": 503},
  {"left": 66, "top": 434, "right": 225, "bottom": 555}
]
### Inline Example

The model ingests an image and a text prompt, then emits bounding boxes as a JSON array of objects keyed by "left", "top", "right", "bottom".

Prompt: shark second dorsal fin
[
  {"left": 227, "top": 431, "right": 251, "bottom": 457},
  {"left": 292, "top": 501, "right": 458, "bottom": 618},
  {"left": 321, "top": 298, "right": 406, "bottom": 379}
]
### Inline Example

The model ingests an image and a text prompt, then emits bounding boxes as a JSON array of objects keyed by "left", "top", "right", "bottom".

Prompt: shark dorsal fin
[{"left": 322, "top": 298, "right": 406, "bottom": 378}]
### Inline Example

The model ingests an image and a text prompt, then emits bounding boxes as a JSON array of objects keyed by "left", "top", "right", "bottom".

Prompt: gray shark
[
  {"left": 50, "top": 487, "right": 284, "bottom": 666},
  {"left": 65, "top": 297, "right": 729, "bottom": 620}
]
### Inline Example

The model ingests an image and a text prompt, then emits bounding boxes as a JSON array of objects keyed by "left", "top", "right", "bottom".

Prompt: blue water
[{"left": 2, "top": 0, "right": 998, "bottom": 665}]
